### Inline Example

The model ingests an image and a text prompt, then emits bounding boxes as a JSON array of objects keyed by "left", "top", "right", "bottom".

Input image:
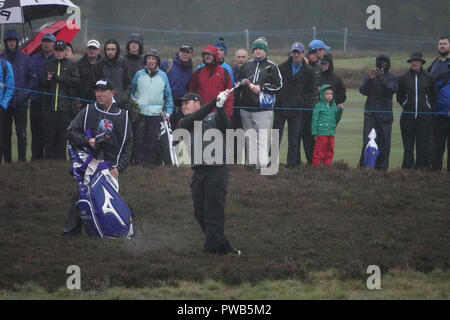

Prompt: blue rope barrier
[{"left": 10, "top": 87, "right": 445, "bottom": 116}]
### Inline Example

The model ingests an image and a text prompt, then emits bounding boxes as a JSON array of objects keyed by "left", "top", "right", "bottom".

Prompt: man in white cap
[{"left": 76, "top": 39, "right": 102, "bottom": 109}]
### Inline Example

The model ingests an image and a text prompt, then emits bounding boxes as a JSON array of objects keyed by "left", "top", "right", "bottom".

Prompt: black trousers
[
  {"left": 63, "top": 182, "right": 82, "bottom": 234},
  {"left": 42, "top": 110, "right": 72, "bottom": 160},
  {"left": 2, "top": 105, "right": 28, "bottom": 163},
  {"left": 400, "top": 114, "right": 433, "bottom": 170},
  {"left": 298, "top": 110, "right": 314, "bottom": 164},
  {"left": 191, "top": 166, "right": 233, "bottom": 254},
  {"left": 273, "top": 111, "right": 302, "bottom": 168},
  {"left": 359, "top": 115, "right": 393, "bottom": 170},
  {"left": 432, "top": 117, "right": 450, "bottom": 172},
  {"left": 30, "top": 99, "right": 45, "bottom": 161},
  {"left": 135, "top": 114, "right": 164, "bottom": 166}
]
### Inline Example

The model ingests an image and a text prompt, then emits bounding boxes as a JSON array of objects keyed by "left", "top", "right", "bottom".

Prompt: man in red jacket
[{"left": 189, "top": 45, "right": 233, "bottom": 118}]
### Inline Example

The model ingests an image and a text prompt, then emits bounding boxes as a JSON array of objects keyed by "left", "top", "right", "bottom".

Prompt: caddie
[{"left": 62, "top": 79, "right": 133, "bottom": 236}]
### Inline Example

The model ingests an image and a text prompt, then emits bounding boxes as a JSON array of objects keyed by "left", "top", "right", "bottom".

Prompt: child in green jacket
[{"left": 311, "top": 84, "right": 344, "bottom": 166}]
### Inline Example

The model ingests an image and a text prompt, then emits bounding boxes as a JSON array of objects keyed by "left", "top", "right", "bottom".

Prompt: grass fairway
[{"left": 0, "top": 161, "right": 449, "bottom": 300}]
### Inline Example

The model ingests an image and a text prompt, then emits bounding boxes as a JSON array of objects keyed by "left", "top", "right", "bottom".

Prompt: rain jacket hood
[
  {"left": 202, "top": 45, "right": 219, "bottom": 66},
  {"left": 376, "top": 54, "right": 391, "bottom": 72},
  {"left": 322, "top": 53, "right": 334, "bottom": 75},
  {"left": 319, "top": 84, "right": 336, "bottom": 106},
  {"left": 126, "top": 33, "right": 144, "bottom": 56}
]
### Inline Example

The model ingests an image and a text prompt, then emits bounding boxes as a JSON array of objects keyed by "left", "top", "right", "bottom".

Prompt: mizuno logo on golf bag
[{"left": 102, "top": 186, "right": 126, "bottom": 226}]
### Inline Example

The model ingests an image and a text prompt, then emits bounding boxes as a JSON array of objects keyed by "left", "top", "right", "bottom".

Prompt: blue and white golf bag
[{"left": 68, "top": 135, "right": 135, "bottom": 239}]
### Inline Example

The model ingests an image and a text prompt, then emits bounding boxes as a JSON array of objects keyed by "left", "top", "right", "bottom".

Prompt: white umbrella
[{"left": 0, "top": 0, "right": 77, "bottom": 24}]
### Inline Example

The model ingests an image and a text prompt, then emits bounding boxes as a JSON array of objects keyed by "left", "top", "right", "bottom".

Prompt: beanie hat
[
  {"left": 251, "top": 36, "right": 268, "bottom": 53},
  {"left": 214, "top": 37, "right": 228, "bottom": 54}
]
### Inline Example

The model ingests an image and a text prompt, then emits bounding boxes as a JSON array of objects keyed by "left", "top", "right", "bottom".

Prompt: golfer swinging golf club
[{"left": 178, "top": 90, "right": 241, "bottom": 255}]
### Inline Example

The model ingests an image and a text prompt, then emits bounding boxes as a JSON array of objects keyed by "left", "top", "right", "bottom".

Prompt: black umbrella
[{"left": 0, "top": 0, "right": 77, "bottom": 24}]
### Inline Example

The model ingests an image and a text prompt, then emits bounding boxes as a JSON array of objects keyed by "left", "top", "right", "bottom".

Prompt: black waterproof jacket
[
  {"left": 359, "top": 54, "right": 398, "bottom": 121},
  {"left": 77, "top": 53, "right": 102, "bottom": 104},
  {"left": 319, "top": 53, "right": 347, "bottom": 105},
  {"left": 235, "top": 58, "right": 283, "bottom": 112},
  {"left": 39, "top": 57, "right": 80, "bottom": 113},
  {"left": 301, "top": 57, "right": 322, "bottom": 106},
  {"left": 274, "top": 56, "right": 304, "bottom": 116},
  {"left": 94, "top": 40, "right": 132, "bottom": 105},
  {"left": 123, "top": 33, "right": 144, "bottom": 81},
  {"left": 397, "top": 68, "right": 438, "bottom": 119}
]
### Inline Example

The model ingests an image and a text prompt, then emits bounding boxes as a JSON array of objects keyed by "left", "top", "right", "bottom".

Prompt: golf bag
[
  {"left": 363, "top": 128, "right": 380, "bottom": 169},
  {"left": 68, "top": 133, "right": 135, "bottom": 239},
  {"left": 158, "top": 118, "right": 179, "bottom": 166}
]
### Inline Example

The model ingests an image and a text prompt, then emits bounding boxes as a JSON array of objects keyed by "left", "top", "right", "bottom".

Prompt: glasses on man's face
[{"left": 106, "top": 48, "right": 117, "bottom": 51}]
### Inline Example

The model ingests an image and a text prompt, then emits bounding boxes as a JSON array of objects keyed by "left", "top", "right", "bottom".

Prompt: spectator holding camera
[{"left": 359, "top": 54, "right": 398, "bottom": 170}]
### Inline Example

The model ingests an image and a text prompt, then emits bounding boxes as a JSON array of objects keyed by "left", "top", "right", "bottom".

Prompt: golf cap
[
  {"left": 179, "top": 45, "right": 193, "bottom": 53},
  {"left": 55, "top": 40, "right": 67, "bottom": 50},
  {"left": 42, "top": 33, "right": 56, "bottom": 42},
  {"left": 290, "top": 42, "right": 305, "bottom": 53},
  {"left": 93, "top": 80, "right": 114, "bottom": 91},
  {"left": 308, "top": 40, "right": 331, "bottom": 52},
  {"left": 180, "top": 92, "right": 202, "bottom": 104},
  {"left": 87, "top": 39, "right": 100, "bottom": 49},
  {"left": 54, "top": 40, "right": 67, "bottom": 50}
]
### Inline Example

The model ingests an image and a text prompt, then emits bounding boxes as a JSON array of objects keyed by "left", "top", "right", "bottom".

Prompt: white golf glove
[{"left": 216, "top": 91, "right": 229, "bottom": 108}]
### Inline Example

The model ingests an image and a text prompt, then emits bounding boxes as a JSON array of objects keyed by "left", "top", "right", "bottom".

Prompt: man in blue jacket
[
  {"left": 0, "top": 57, "right": 15, "bottom": 163},
  {"left": 432, "top": 64, "right": 450, "bottom": 172},
  {"left": 160, "top": 45, "right": 193, "bottom": 129},
  {"left": 30, "top": 33, "right": 55, "bottom": 161},
  {"left": 0, "top": 29, "right": 37, "bottom": 163}
]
